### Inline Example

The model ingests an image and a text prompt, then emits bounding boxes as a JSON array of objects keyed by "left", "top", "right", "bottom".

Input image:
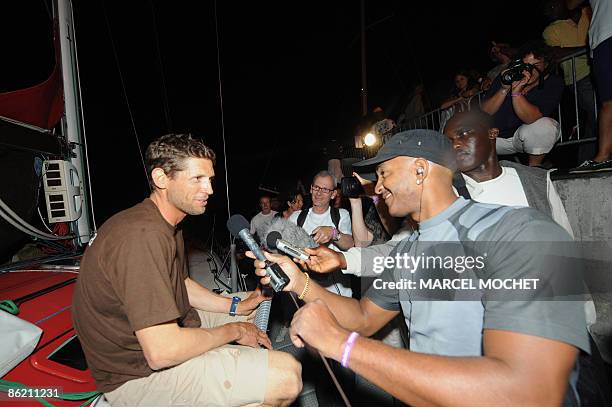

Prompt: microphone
[
  {"left": 266, "top": 231, "right": 310, "bottom": 261},
  {"left": 227, "top": 214, "right": 290, "bottom": 292},
  {"left": 261, "top": 217, "right": 317, "bottom": 250}
]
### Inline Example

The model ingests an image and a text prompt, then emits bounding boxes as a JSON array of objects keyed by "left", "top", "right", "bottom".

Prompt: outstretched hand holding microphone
[
  {"left": 245, "top": 249, "right": 351, "bottom": 361},
  {"left": 244, "top": 217, "right": 356, "bottom": 405}
]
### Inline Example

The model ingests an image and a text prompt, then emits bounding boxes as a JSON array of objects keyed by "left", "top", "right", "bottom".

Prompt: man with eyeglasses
[
  {"left": 289, "top": 170, "right": 354, "bottom": 297},
  {"left": 482, "top": 40, "right": 564, "bottom": 167}
]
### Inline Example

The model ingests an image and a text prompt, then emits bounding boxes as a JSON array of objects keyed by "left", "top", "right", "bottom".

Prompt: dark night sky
[{"left": 2, "top": 0, "right": 549, "bottom": 244}]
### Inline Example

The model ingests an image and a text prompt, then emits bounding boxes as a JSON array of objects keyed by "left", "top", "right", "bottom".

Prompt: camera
[
  {"left": 500, "top": 59, "right": 535, "bottom": 86},
  {"left": 341, "top": 176, "right": 365, "bottom": 199}
]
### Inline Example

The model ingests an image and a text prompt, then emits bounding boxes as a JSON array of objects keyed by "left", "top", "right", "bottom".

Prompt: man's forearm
[
  {"left": 295, "top": 275, "right": 370, "bottom": 333},
  {"left": 343, "top": 240, "right": 398, "bottom": 276},
  {"left": 185, "top": 277, "right": 231, "bottom": 313},
  {"left": 481, "top": 88, "right": 507, "bottom": 115},
  {"left": 139, "top": 323, "right": 240, "bottom": 370},
  {"left": 335, "top": 233, "right": 355, "bottom": 250},
  {"left": 342, "top": 336, "right": 562, "bottom": 407},
  {"left": 512, "top": 95, "right": 543, "bottom": 124},
  {"left": 349, "top": 199, "right": 374, "bottom": 247}
]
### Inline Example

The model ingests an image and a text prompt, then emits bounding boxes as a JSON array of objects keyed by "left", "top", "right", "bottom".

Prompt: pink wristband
[
  {"left": 372, "top": 195, "right": 380, "bottom": 205},
  {"left": 341, "top": 332, "right": 359, "bottom": 368},
  {"left": 511, "top": 93, "right": 524, "bottom": 97},
  {"left": 331, "top": 227, "right": 339, "bottom": 241}
]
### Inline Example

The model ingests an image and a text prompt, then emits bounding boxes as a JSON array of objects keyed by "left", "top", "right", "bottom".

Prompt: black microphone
[
  {"left": 266, "top": 231, "right": 310, "bottom": 261},
  {"left": 227, "top": 214, "right": 289, "bottom": 292}
]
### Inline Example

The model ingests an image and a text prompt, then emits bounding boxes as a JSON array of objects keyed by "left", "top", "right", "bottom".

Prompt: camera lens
[{"left": 341, "top": 176, "right": 364, "bottom": 199}]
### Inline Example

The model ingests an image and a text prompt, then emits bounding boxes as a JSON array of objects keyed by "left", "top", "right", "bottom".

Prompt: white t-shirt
[
  {"left": 459, "top": 166, "right": 573, "bottom": 236},
  {"left": 462, "top": 167, "right": 529, "bottom": 207},
  {"left": 289, "top": 207, "right": 353, "bottom": 297},
  {"left": 589, "top": 0, "right": 612, "bottom": 51},
  {"left": 250, "top": 211, "right": 277, "bottom": 235}
]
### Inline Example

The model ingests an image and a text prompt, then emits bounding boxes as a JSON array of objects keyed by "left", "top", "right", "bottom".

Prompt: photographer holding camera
[
  {"left": 482, "top": 40, "right": 564, "bottom": 166},
  {"left": 343, "top": 172, "right": 398, "bottom": 248}
]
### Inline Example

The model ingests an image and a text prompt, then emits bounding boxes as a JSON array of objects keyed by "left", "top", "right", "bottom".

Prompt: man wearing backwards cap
[{"left": 249, "top": 129, "right": 589, "bottom": 406}]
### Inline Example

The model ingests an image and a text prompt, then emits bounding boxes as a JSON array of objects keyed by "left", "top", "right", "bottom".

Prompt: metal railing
[{"left": 395, "top": 48, "right": 597, "bottom": 148}]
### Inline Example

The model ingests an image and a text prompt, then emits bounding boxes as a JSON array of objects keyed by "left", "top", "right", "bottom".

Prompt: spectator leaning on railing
[
  {"left": 542, "top": 0, "right": 596, "bottom": 142},
  {"left": 440, "top": 70, "right": 480, "bottom": 111},
  {"left": 482, "top": 40, "right": 564, "bottom": 167}
]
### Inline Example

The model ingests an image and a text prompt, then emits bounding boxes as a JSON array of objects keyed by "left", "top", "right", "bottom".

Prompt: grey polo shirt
[{"left": 365, "top": 197, "right": 590, "bottom": 357}]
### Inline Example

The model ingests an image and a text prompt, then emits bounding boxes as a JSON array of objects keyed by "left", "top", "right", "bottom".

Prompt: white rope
[{"left": 213, "top": 0, "right": 232, "bottom": 242}]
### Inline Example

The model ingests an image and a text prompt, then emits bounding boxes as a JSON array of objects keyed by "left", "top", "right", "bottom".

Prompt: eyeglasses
[{"left": 311, "top": 185, "right": 334, "bottom": 194}]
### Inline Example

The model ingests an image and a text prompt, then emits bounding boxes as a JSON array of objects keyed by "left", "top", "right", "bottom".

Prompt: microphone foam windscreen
[
  {"left": 254, "top": 216, "right": 276, "bottom": 242},
  {"left": 266, "top": 231, "right": 282, "bottom": 250},
  {"left": 227, "top": 214, "right": 250, "bottom": 237},
  {"left": 263, "top": 218, "right": 317, "bottom": 249}
]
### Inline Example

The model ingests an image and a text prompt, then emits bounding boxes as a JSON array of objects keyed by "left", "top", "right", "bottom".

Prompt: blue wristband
[{"left": 229, "top": 296, "right": 241, "bottom": 317}]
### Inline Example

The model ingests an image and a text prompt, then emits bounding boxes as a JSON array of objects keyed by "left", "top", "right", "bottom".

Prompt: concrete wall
[{"left": 554, "top": 173, "right": 612, "bottom": 362}]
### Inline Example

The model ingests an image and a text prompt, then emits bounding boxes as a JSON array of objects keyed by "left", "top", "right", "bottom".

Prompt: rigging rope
[
  {"left": 148, "top": 0, "right": 173, "bottom": 133},
  {"left": 213, "top": 0, "right": 232, "bottom": 243},
  {"left": 101, "top": 0, "right": 150, "bottom": 189}
]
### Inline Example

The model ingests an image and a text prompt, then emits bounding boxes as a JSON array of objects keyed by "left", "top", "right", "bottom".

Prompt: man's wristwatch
[
  {"left": 229, "top": 296, "right": 241, "bottom": 317},
  {"left": 332, "top": 227, "right": 341, "bottom": 242}
]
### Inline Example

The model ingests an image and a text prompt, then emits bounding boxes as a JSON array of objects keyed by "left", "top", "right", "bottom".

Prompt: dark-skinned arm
[
  {"left": 342, "top": 329, "right": 577, "bottom": 406},
  {"left": 250, "top": 251, "right": 399, "bottom": 336}
]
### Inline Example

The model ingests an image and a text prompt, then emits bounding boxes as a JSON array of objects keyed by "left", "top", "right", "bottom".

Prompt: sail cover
[{"left": 0, "top": 21, "right": 63, "bottom": 129}]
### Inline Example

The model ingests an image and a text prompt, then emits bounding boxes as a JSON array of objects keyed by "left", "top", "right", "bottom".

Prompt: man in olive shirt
[{"left": 73, "top": 134, "right": 301, "bottom": 406}]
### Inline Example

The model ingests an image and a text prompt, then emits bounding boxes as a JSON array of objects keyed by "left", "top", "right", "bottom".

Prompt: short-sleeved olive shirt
[{"left": 73, "top": 199, "right": 200, "bottom": 392}]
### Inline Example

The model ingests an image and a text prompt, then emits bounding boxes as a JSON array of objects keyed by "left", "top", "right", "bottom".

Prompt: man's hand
[
  {"left": 311, "top": 226, "right": 335, "bottom": 244},
  {"left": 236, "top": 286, "right": 271, "bottom": 316},
  {"left": 246, "top": 250, "right": 306, "bottom": 293},
  {"left": 297, "top": 246, "right": 346, "bottom": 274},
  {"left": 232, "top": 322, "right": 272, "bottom": 349},
  {"left": 352, "top": 171, "right": 376, "bottom": 197},
  {"left": 290, "top": 299, "right": 349, "bottom": 360},
  {"left": 512, "top": 69, "right": 532, "bottom": 93}
]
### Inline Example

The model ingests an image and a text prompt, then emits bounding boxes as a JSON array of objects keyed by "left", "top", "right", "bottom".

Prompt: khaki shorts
[{"left": 105, "top": 293, "right": 269, "bottom": 407}]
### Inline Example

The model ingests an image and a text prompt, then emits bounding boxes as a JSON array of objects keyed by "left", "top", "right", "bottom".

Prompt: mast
[
  {"left": 360, "top": 0, "right": 368, "bottom": 116},
  {"left": 55, "top": 0, "right": 95, "bottom": 245}
]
